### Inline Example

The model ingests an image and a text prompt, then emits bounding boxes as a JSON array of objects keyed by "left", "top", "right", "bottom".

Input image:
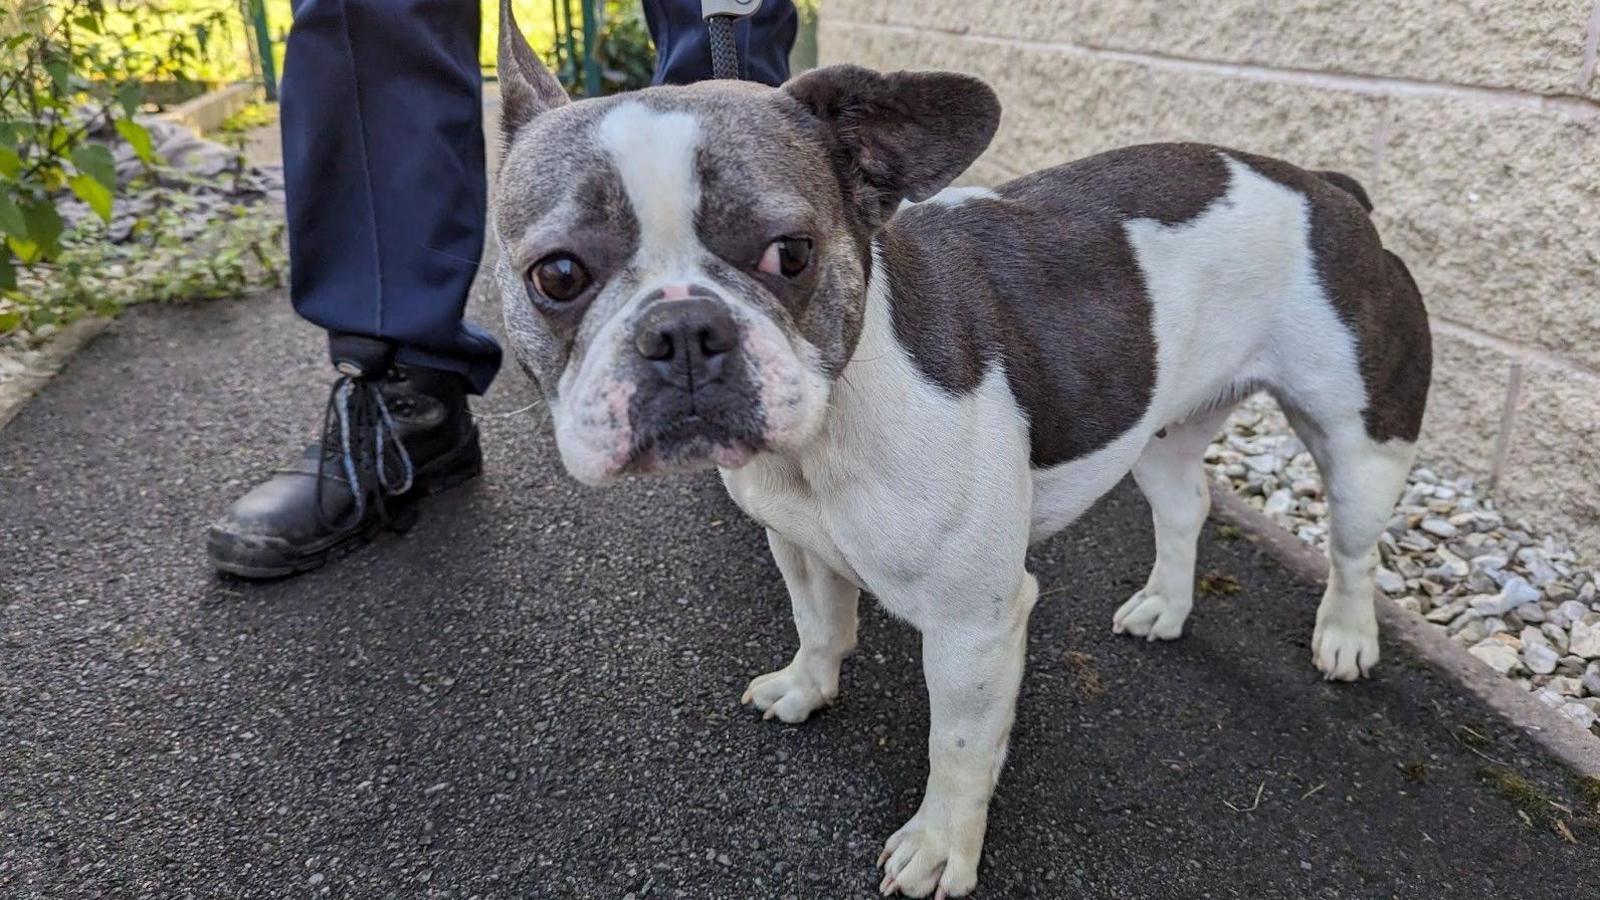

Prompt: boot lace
[{"left": 315, "top": 374, "right": 416, "bottom": 531}]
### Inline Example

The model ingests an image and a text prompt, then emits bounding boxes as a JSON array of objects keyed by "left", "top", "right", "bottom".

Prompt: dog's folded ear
[
  {"left": 498, "top": 0, "right": 570, "bottom": 145},
  {"left": 784, "top": 65, "right": 1001, "bottom": 227}
]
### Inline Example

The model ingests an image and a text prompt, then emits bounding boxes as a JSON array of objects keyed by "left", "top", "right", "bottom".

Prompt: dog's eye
[
  {"left": 527, "top": 254, "right": 590, "bottom": 303},
  {"left": 758, "top": 237, "right": 812, "bottom": 278}
]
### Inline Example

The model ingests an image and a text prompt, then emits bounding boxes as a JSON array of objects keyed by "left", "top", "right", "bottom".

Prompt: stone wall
[{"left": 820, "top": 1, "right": 1600, "bottom": 557}]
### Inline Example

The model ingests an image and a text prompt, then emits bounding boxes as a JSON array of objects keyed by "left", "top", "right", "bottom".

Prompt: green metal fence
[
  {"left": 244, "top": 0, "right": 279, "bottom": 100},
  {"left": 550, "top": 0, "right": 602, "bottom": 97}
]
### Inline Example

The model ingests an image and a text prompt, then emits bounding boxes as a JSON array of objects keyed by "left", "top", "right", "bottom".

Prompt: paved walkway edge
[
  {"left": 1209, "top": 484, "right": 1600, "bottom": 778},
  {"left": 159, "top": 82, "right": 259, "bottom": 137},
  {"left": 0, "top": 318, "right": 110, "bottom": 432}
]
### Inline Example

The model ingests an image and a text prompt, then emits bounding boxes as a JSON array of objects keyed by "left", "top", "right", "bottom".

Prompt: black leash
[{"left": 701, "top": 0, "right": 762, "bottom": 79}]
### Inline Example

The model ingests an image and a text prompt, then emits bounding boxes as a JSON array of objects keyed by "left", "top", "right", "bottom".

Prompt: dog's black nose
[{"left": 634, "top": 299, "right": 738, "bottom": 382}]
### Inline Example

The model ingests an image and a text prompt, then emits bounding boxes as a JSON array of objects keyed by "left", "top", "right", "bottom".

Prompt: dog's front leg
[
  {"left": 742, "top": 529, "right": 860, "bottom": 723},
  {"left": 880, "top": 573, "right": 1038, "bottom": 899}
]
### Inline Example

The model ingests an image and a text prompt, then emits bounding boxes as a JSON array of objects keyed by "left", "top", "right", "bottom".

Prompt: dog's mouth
[{"left": 626, "top": 413, "right": 763, "bottom": 474}]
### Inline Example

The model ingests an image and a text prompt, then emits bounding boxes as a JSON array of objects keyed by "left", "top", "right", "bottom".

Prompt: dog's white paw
[
  {"left": 1111, "top": 589, "right": 1191, "bottom": 641},
  {"left": 741, "top": 661, "right": 834, "bottom": 724},
  {"left": 876, "top": 812, "right": 982, "bottom": 899},
  {"left": 1312, "top": 618, "right": 1378, "bottom": 681}
]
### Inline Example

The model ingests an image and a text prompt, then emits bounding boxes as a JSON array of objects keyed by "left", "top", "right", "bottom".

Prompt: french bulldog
[{"left": 492, "top": 3, "right": 1430, "bottom": 895}]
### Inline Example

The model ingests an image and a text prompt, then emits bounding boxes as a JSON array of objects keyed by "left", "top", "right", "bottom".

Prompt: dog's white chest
[
  {"left": 721, "top": 457, "right": 864, "bottom": 588},
  {"left": 721, "top": 269, "right": 1038, "bottom": 626}
]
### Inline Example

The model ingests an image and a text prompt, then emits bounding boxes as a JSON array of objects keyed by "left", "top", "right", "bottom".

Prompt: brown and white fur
[{"left": 491, "top": 3, "right": 1430, "bottom": 895}]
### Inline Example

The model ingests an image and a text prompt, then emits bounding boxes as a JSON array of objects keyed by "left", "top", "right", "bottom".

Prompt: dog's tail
[{"left": 1314, "top": 170, "right": 1374, "bottom": 213}]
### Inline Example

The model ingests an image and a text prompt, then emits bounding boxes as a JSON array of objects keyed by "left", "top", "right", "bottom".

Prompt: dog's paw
[
  {"left": 741, "top": 662, "right": 834, "bottom": 724},
  {"left": 1311, "top": 618, "right": 1378, "bottom": 681},
  {"left": 1111, "top": 589, "right": 1191, "bottom": 641},
  {"left": 876, "top": 812, "right": 982, "bottom": 899}
]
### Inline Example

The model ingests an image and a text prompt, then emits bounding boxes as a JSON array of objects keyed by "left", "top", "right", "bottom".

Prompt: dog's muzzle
[
  {"left": 626, "top": 296, "right": 764, "bottom": 470},
  {"left": 633, "top": 297, "right": 738, "bottom": 385}
]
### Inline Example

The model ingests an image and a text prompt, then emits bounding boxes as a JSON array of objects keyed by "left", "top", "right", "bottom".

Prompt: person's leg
[
  {"left": 644, "top": 0, "right": 798, "bottom": 86},
  {"left": 209, "top": 0, "right": 492, "bottom": 578},
  {"left": 282, "top": 0, "right": 500, "bottom": 391}
]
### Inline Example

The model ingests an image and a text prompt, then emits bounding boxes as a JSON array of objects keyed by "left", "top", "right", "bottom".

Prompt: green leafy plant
[
  {"left": 593, "top": 1, "right": 655, "bottom": 95},
  {"left": 2, "top": 1, "right": 177, "bottom": 317},
  {"left": 4, "top": 4, "right": 113, "bottom": 295},
  {"left": 30, "top": 199, "right": 284, "bottom": 330},
  {"left": 2, "top": 0, "right": 278, "bottom": 340},
  {"left": 217, "top": 99, "right": 274, "bottom": 136},
  {"left": 88, "top": 0, "right": 252, "bottom": 88}
]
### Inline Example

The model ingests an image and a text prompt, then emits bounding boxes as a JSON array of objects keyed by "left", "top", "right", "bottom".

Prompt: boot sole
[{"left": 208, "top": 429, "right": 484, "bottom": 581}]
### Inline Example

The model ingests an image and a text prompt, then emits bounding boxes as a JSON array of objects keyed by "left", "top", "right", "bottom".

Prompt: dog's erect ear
[
  {"left": 784, "top": 65, "right": 1000, "bottom": 226},
  {"left": 498, "top": 0, "right": 569, "bottom": 144}
]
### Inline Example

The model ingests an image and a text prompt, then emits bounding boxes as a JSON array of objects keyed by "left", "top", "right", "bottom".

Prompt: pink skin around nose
[
  {"left": 563, "top": 376, "right": 637, "bottom": 483},
  {"left": 741, "top": 324, "right": 809, "bottom": 448},
  {"left": 658, "top": 284, "right": 691, "bottom": 301}
]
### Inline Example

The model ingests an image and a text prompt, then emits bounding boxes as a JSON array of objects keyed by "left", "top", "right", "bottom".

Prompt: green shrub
[
  {"left": 1, "top": 1, "right": 282, "bottom": 341},
  {"left": 594, "top": 0, "right": 654, "bottom": 94}
]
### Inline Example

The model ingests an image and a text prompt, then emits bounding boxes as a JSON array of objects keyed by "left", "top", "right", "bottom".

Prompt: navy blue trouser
[{"left": 281, "top": 0, "right": 797, "bottom": 393}]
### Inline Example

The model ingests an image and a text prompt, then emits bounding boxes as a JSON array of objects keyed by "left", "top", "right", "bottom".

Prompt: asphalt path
[{"left": 3, "top": 282, "right": 1599, "bottom": 899}]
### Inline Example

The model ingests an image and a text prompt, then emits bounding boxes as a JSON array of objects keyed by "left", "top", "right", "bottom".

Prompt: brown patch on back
[
  {"left": 1313, "top": 170, "right": 1373, "bottom": 212},
  {"left": 1000, "top": 142, "right": 1233, "bottom": 225},
  {"left": 1238, "top": 153, "right": 1431, "bottom": 443},
  {"left": 881, "top": 195, "right": 1160, "bottom": 468},
  {"left": 879, "top": 144, "right": 1241, "bottom": 468}
]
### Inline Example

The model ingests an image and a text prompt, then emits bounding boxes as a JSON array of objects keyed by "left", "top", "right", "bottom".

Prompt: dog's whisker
[
  {"left": 422, "top": 245, "right": 485, "bottom": 269},
  {"left": 477, "top": 398, "right": 546, "bottom": 420}
]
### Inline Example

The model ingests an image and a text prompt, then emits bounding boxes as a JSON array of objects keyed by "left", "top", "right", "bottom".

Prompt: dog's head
[{"left": 492, "top": 1, "right": 999, "bottom": 483}]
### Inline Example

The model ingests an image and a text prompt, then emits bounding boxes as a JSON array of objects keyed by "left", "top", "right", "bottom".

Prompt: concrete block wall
[{"left": 820, "top": 1, "right": 1600, "bottom": 557}]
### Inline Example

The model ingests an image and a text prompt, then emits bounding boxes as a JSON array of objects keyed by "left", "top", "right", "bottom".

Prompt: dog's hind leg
[
  {"left": 742, "top": 529, "right": 860, "bottom": 723},
  {"left": 1281, "top": 404, "right": 1415, "bottom": 680},
  {"left": 1113, "top": 403, "right": 1236, "bottom": 641}
]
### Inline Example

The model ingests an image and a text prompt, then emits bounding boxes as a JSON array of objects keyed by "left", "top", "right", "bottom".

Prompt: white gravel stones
[
  {"left": 1425, "top": 602, "right": 1462, "bottom": 624},
  {"left": 1583, "top": 662, "right": 1600, "bottom": 696},
  {"left": 1210, "top": 394, "right": 1600, "bottom": 738},
  {"left": 1264, "top": 489, "right": 1295, "bottom": 517},
  {"left": 1375, "top": 568, "right": 1405, "bottom": 595},
  {"left": 1569, "top": 620, "right": 1600, "bottom": 660},
  {"left": 1553, "top": 600, "right": 1591, "bottom": 628},
  {"left": 1498, "top": 577, "right": 1543, "bottom": 612},
  {"left": 1549, "top": 676, "right": 1584, "bottom": 697},
  {"left": 1470, "top": 594, "right": 1508, "bottom": 617},
  {"left": 1421, "top": 517, "right": 1458, "bottom": 538},
  {"left": 1522, "top": 642, "right": 1559, "bottom": 676},
  {"left": 1244, "top": 454, "right": 1281, "bottom": 475},
  {"left": 1469, "top": 641, "right": 1522, "bottom": 675},
  {"left": 1561, "top": 702, "right": 1598, "bottom": 730}
]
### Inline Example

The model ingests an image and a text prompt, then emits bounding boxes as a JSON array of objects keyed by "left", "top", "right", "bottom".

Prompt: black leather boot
[{"left": 207, "top": 364, "right": 482, "bottom": 578}]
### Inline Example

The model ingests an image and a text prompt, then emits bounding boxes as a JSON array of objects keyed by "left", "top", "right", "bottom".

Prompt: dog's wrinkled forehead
[{"left": 494, "top": 82, "right": 840, "bottom": 263}]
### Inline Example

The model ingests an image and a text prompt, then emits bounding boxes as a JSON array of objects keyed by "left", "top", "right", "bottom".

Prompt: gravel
[
  {"left": 1209, "top": 394, "right": 1600, "bottom": 738},
  {"left": 1523, "top": 641, "right": 1560, "bottom": 676},
  {"left": 57, "top": 116, "right": 287, "bottom": 244}
]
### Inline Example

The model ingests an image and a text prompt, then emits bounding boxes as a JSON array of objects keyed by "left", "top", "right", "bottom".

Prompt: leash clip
[{"left": 700, "top": 0, "right": 760, "bottom": 21}]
